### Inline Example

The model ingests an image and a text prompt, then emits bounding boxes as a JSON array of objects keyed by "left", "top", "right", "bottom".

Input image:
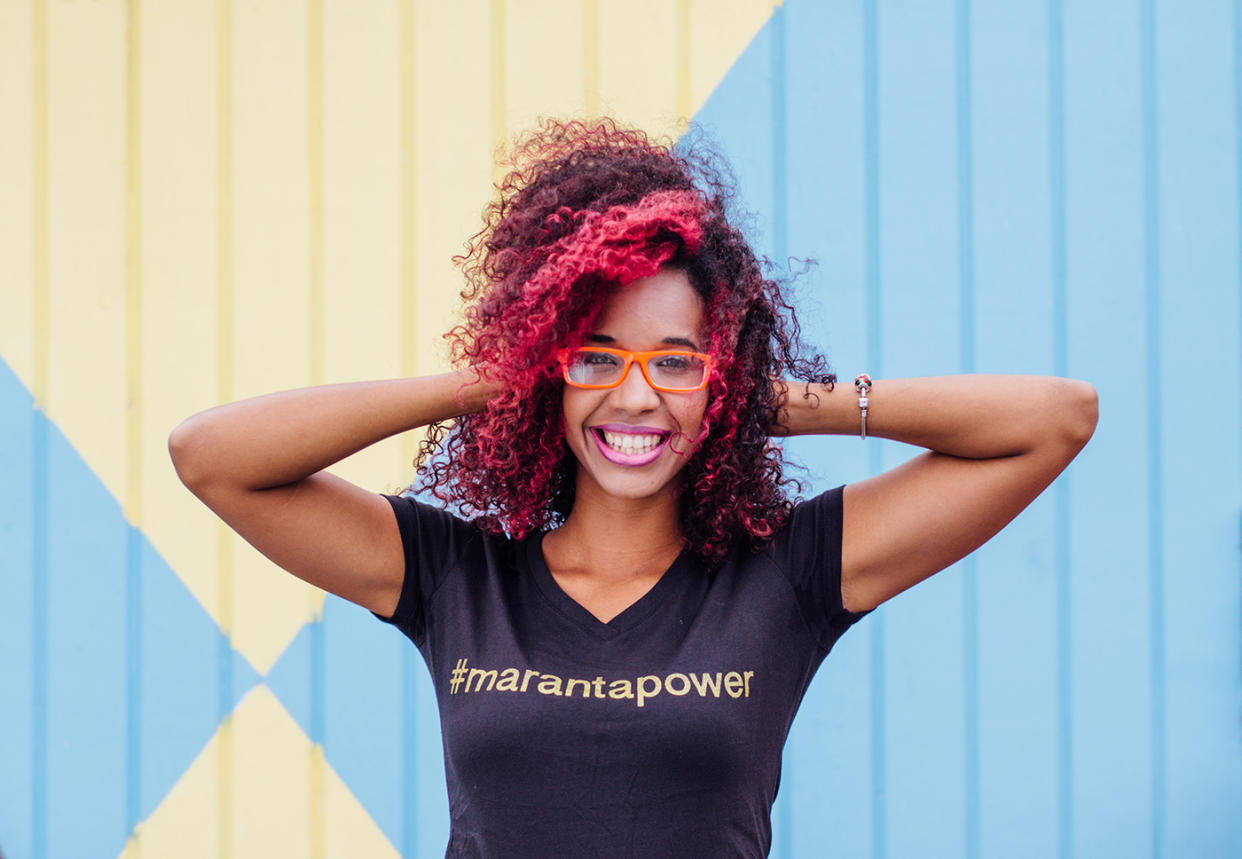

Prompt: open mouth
[
  {"left": 588, "top": 427, "right": 673, "bottom": 465},
  {"left": 594, "top": 428, "right": 669, "bottom": 456}
]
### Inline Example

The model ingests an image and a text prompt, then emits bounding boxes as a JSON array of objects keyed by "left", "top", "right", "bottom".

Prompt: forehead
[{"left": 592, "top": 268, "right": 705, "bottom": 344}]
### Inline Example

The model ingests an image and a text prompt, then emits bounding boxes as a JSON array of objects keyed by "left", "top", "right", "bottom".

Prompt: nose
[{"left": 610, "top": 359, "right": 661, "bottom": 411}]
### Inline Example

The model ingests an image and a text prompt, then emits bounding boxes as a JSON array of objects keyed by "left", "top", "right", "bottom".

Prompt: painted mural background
[{"left": 1, "top": 1, "right": 1239, "bottom": 857}]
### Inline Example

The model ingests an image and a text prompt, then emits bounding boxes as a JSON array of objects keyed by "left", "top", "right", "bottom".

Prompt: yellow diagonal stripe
[{"left": 127, "top": 687, "right": 401, "bottom": 859}]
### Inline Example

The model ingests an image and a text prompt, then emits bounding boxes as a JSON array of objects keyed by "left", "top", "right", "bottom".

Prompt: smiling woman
[
  {"left": 168, "top": 118, "right": 1096, "bottom": 857},
  {"left": 414, "top": 120, "right": 836, "bottom": 564}
]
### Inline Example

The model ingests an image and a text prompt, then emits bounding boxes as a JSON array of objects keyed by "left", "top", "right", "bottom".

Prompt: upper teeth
[{"left": 602, "top": 431, "right": 662, "bottom": 455}]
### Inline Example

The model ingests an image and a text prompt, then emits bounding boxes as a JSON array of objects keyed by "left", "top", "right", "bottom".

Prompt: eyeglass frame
[{"left": 556, "top": 346, "right": 715, "bottom": 393}]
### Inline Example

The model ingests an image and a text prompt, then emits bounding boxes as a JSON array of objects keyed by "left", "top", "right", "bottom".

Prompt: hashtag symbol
[{"left": 449, "top": 658, "right": 468, "bottom": 694}]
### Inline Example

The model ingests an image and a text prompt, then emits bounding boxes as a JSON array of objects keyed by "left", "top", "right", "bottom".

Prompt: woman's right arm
[{"left": 167, "top": 371, "right": 495, "bottom": 617}]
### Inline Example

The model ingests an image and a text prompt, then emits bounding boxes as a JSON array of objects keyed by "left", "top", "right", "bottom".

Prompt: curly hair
[{"left": 416, "top": 118, "right": 834, "bottom": 564}]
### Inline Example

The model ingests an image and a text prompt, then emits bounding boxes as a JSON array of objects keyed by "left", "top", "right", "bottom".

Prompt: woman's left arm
[{"left": 774, "top": 375, "right": 1098, "bottom": 613}]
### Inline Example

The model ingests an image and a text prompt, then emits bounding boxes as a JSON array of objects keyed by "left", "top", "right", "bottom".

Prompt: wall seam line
[
  {"left": 216, "top": 0, "right": 236, "bottom": 853},
  {"left": 31, "top": 2, "right": 49, "bottom": 856},
  {"left": 399, "top": 3, "right": 419, "bottom": 850},
  {"left": 955, "top": 1, "right": 980, "bottom": 856},
  {"left": 676, "top": 0, "right": 691, "bottom": 130},
  {"left": 1047, "top": 1, "right": 1074, "bottom": 857},
  {"left": 771, "top": 8, "right": 792, "bottom": 852},
  {"left": 124, "top": 0, "right": 145, "bottom": 854},
  {"left": 863, "top": 1, "right": 885, "bottom": 856},
  {"left": 490, "top": 0, "right": 506, "bottom": 181},
  {"left": 583, "top": 0, "right": 599, "bottom": 116},
  {"left": 307, "top": 0, "right": 326, "bottom": 855},
  {"left": 1139, "top": 1, "right": 1165, "bottom": 855}
]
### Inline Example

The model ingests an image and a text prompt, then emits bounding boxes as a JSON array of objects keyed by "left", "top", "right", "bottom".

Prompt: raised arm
[
  {"left": 168, "top": 372, "right": 495, "bottom": 617},
  {"left": 775, "top": 375, "right": 1098, "bottom": 613}
]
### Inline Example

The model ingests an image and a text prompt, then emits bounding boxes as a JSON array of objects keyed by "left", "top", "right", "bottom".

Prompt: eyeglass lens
[{"left": 565, "top": 349, "right": 706, "bottom": 390}]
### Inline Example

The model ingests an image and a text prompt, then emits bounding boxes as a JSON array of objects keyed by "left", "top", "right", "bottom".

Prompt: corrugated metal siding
[{"left": 0, "top": 1, "right": 1238, "bottom": 856}]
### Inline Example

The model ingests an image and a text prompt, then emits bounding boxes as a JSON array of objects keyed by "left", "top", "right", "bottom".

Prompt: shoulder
[
  {"left": 764, "top": 485, "right": 869, "bottom": 649},
  {"left": 383, "top": 493, "right": 477, "bottom": 537},
  {"left": 770, "top": 485, "right": 844, "bottom": 567},
  {"left": 375, "top": 494, "right": 521, "bottom": 635},
  {"left": 382, "top": 493, "right": 516, "bottom": 585}
]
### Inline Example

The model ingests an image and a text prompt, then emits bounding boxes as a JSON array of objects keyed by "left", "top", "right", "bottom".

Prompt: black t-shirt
[{"left": 375, "top": 486, "right": 869, "bottom": 858}]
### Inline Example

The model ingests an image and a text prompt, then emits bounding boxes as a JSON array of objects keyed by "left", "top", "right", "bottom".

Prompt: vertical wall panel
[
  {"left": 694, "top": 41, "right": 775, "bottom": 253},
  {"left": 769, "top": 10, "right": 795, "bottom": 854},
  {"left": 123, "top": 0, "right": 144, "bottom": 844},
  {"left": 0, "top": 8, "right": 37, "bottom": 859},
  {"left": 44, "top": 4, "right": 129, "bottom": 854},
  {"left": 875, "top": 2, "right": 967, "bottom": 857},
  {"left": 47, "top": 427, "right": 128, "bottom": 856},
  {"left": 411, "top": 0, "right": 492, "bottom": 378},
  {"left": 1140, "top": 3, "right": 1166, "bottom": 852},
  {"left": 229, "top": 0, "right": 320, "bottom": 678},
  {"left": 214, "top": 1, "right": 238, "bottom": 851},
  {"left": 322, "top": 0, "right": 406, "bottom": 493},
  {"left": 782, "top": 1, "right": 874, "bottom": 857},
  {"left": 505, "top": 0, "right": 586, "bottom": 132},
  {"left": 0, "top": 366, "right": 35, "bottom": 859},
  {"left": 0, "top": 0, "right": 35, "bottom": 386},
  {"left": 410, "top": 661, "right": 444, "bottom": 857},
  {"left": 1063, "top": 2, "right": 1153, "bottom": 855},
  {"left": 597, "top": 0, "right": 679, "bottom": 130},
  {"left": 29, "top": 2, "right": 50, "bottom": 854},
  {"left": 318, "top": 599, "right": 406, "bottom": 850},
  {"left": 140, "top": 0, "right": 224, "bottom": 635},
  {"left": 971, "top": 2, "right": 1060, "bottom": 856},
  {"left": 232, "top": 0, "right": 311, "bottom": 401},
  {"left": 1154, "top": 2, "right": 1242, "bottom": 855},
  {"left": 46, "top": 0, "right": 127, "bottom": 499}
]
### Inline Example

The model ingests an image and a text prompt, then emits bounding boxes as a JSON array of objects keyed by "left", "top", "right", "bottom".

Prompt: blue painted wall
[{"left": 693, "top": 3, "right": 1241, "bottom": 857}]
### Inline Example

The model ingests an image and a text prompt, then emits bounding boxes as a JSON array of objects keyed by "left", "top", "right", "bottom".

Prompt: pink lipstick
[{"left": 590, "top": 425, "right": 671, "bottom": 466}]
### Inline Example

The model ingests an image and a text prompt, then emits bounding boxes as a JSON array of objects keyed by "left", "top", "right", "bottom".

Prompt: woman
[{"left": 170, "top": 119, "right": 1097, "bottom": 856}]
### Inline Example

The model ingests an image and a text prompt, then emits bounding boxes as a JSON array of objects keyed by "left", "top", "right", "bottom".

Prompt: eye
[
  {"left": 652, "top": 353, "right": 695, "bottom": 374},
  {"left": 565, "top": 349, "right": 625, "bottom": 384},
  {"left": 580, "top": 350, "right": 621, "bottom": 367}
]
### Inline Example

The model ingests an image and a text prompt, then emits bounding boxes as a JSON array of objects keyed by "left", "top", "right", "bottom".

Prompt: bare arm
[
  {"left": 775, "top": 375, "right": 1098, "bottom": 613},
  {"left": 168, "top": 371, "right": 496, "bottom": 617}
]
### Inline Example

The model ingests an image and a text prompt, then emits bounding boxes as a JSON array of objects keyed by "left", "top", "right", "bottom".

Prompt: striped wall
[{"left": 0, "top": 1, "right": 1239, "bottom": 857}]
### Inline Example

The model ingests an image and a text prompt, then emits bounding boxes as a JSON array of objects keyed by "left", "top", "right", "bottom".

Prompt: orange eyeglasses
[{"left": 557, "top": 347, "right": 714, "bottom": 393}]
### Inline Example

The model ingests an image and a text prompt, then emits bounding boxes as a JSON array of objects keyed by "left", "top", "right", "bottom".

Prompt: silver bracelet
[{"left": 854, "top": 374, "right": 872, "bottom": 439}]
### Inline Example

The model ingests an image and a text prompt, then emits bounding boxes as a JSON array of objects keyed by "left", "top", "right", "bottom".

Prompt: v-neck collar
[{"left": 523, "top": 532, "right": 694, "bottom": 639}]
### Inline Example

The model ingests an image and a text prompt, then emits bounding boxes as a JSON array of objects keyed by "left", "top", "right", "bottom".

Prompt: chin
[{"left": 578, "top": 455, "right": 686, "bottom": 504}]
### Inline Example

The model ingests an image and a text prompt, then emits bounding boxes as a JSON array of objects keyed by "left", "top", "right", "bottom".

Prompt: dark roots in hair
[{"left": 415, "top": 118, "right": 834, "bottom": 565}]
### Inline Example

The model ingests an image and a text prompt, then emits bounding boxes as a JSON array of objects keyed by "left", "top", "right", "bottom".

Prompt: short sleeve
[
  {"left": 372, "top": 494, "right": 478, "bottom": 645},
  {"left": 772, "top": 485, "right": 872, "bottom": 652}
]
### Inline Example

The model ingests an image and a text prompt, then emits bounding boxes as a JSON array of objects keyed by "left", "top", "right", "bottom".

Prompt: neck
[{"left": 546, "top": 481, "right": 685, "bottom": 582}]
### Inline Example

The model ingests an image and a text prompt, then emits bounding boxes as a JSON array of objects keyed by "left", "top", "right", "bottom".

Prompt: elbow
[
  {"left": 168, "top": 415, "right": 213, "bottom": 494},
  {"left": 1059, "top": 379, "right": 1098, "bottom": 450}
]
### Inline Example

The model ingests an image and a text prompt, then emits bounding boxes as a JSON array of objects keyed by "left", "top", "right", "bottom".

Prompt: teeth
[{"left": 602, "top": 431, "right": 662, "bottom": 455}]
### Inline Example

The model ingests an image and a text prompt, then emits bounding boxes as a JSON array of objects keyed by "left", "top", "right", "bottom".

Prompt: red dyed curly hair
[{"left": 417, "top": 118, "right": 834, "bottom": 564}]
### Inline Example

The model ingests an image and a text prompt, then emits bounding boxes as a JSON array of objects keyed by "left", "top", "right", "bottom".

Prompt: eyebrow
[{"left": 587, "top": 333, "right": 701, "bottom": 350}]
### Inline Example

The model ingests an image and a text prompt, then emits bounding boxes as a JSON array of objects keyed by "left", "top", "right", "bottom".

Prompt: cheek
[
  {"left": 561, "top": 387, "right": 583, "bottom": 425},
  {"left": 560, "top": 387, "right": 597, "bottom": 438},
  {"left": 670, "top": 393, "right": 708, "bottom": 434}
]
